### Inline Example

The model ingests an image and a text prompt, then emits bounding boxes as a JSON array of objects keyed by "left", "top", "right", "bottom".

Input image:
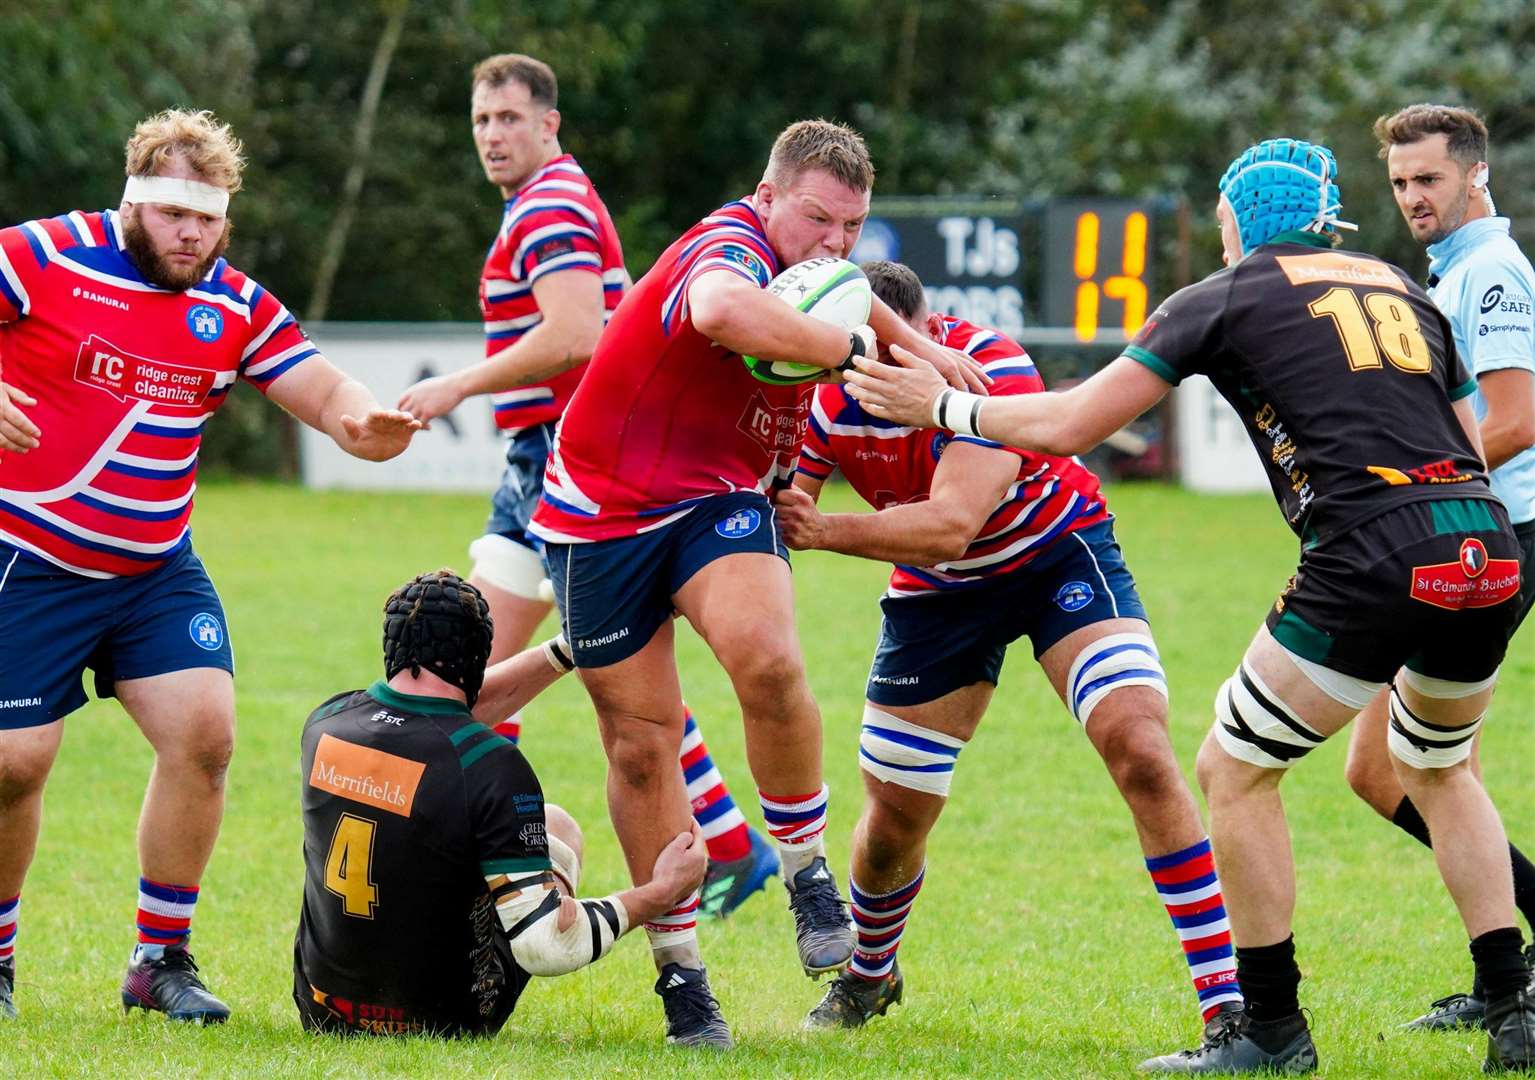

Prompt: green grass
[{"left": 11, "top": 481, "right": 1533, "bottom": 1078}]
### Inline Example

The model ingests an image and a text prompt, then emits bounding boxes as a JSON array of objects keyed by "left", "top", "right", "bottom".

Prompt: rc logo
[
  {"left": 187, "top": 304, "right": 223, "bottom": 342},
  {"left": 1053, "top": 580, "right": 1094, "bottom": 612},
  {"left": 189, "top": 612, "right": 224, "bottom": 650},
  {"left": 716, "top": 507, "right": 762, "bottom": 539},
  {"left": 1460, "top": 537, "right": 1489, "bottom": 578}
]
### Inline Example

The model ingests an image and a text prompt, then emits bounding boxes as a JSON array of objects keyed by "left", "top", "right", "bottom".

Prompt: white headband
[{"left": 122, "top": 175, "right": 230, "bottom": 216}]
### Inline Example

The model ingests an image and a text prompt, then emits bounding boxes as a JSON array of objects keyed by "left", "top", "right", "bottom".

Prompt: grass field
[{"left": 10, "top": 480, "right": 1534, "bottom": 1078}]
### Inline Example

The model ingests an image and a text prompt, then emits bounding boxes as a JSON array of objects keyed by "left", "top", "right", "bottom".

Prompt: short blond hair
[
  {"left": 765, "top": 119, "right": 874, "bottom": 192},
  {"left": 124, "top": 109, "right": 246, "bottom": 193}
]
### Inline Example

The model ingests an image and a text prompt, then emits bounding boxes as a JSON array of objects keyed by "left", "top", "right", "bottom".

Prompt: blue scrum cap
[{"left": 1218, "top": 138, "right": 1357, "bottom": 255}]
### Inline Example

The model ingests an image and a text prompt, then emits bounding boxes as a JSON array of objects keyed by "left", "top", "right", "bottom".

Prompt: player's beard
[
  {"left": 1422, "top": 182, "right": 1472, "bottom": 246},
  {"left": 122, "top": 208, "right": 233, "bottom": 290}
]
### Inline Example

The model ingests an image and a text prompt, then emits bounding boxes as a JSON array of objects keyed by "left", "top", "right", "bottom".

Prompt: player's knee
[
  {"left": 0, "top": 747, "right": 52, "bottom": 807},
  {"left": 858, "top": 800, "right": 930, "bottom": 876},
  {"left": 601, "top": 718, "right": 674, "bottom": 790},
  {"left": 724, "top": 639, "right": 808, "bottom": 714},
  {"left": 544, "top": 803, "right": 583, "bottom": 860},
  {"left": 1097, "top": 717, "right": 1182, "bottom": 805}
]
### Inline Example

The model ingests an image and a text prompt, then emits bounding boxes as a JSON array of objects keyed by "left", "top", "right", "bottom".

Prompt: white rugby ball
[{"left": 742, "top": 257, "right": 872, "bottom": 385}]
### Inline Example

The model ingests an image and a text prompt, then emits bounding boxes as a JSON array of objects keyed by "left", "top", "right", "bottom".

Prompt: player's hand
[
  {"left": 396, "top": 373, "right": 465, "bottom": 426},
  {"left": 773, "top": 486, "right": 829, "bottom": 550},
  {"left": 649, "top": 820, "right": 708, "bottom": 903},
  {"left": 0, "top": 381, "right": 40, "bottom": 453},
  {"left": 899, "top": 336, "right": 990, "bottom": 394},
  {"left": 844, "top": 344, "right": 949, "bottom": 428},
  {"left": 339, "top": 408, "right": 423, "bottom": 461}
]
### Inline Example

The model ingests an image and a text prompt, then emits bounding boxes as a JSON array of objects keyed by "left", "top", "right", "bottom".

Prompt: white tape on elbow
[
  {"left": 858, "top": 706, "right": 965, "bottom": 796},
  {"left": 1064, "top": 633, "right": 1167, "bottom": 728},
  {"left": 500, "top": 888, "right": 627, "bottom": 977},
  {"left": 1387, "top": 686, "right": 1481, "bottom": 769},
  {"left": 468, "top": 534, "right": 547, "bottom": 600}
]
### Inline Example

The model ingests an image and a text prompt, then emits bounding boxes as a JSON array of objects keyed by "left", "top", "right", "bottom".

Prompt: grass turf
[{"left": 10, "top": 480, "right": 1533, "bottom": 1078}]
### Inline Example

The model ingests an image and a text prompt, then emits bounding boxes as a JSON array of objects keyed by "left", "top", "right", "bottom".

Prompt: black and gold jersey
[
  {"left": 294, "top": 681, "right": 550, "bottom": 1036},
  {"left": 1128, "top": 235, "right": 1492, "bottom": 544}
]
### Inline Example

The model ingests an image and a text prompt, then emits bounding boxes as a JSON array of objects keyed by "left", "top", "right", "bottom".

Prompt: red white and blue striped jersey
[
  {"left": 797, "top": 317, "right": 1108, "bottom": 596},
  {"left": 482, "top": 154, "right": 626, "bottom": 432},
  {"left": 531, "top": 198, "right": 809, "bottom": 544},
  {"left": 0, "top": 210, "right": 317, "bottom": 578}
]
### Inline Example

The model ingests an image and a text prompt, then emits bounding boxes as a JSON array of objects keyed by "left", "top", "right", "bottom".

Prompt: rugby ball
[{"left": 742, "top": 257, "right": 872, "bottom": 385}]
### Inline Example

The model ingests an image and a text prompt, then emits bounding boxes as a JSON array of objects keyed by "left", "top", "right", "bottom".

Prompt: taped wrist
[
  {"left": 837, "top": 325, "right": 876, "bottom": 372},
  {"left": 492, "top": 878, "right": 629, "bottom": 977},
  {"left": 542, "top": 633, "right": 575, "bottom": 673},
  {"left": 932, "top": 388, "right": 986, "bottom": 438}
]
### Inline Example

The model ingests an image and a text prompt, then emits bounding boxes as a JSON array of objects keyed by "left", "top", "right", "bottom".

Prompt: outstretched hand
[
  {"left": 843, "top": 344, "right": 949, "bottom": 428},
  {"left": 339, "top": 408, "right": 423, "bottom": 461},
  {"left": 0, "top": 381, "right": 40, "bottom": 453},
  {"left": 397, "top": 373, "right": 464, "bottom": 426}
]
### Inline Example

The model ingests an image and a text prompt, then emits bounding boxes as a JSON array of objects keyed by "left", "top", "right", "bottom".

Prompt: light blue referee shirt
[{"left": 1427, "top": 216, "right": 1535, "bottom": 525}]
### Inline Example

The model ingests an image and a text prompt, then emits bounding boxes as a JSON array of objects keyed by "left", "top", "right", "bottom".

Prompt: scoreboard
[{"left": 849, "top": 196, "right": 1162, "bottom": 343}]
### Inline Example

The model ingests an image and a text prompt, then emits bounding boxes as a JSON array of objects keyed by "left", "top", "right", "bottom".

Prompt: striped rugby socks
[
  {"left": 135, "top": 878, "right": 198, "bottom": 957},
  {"left": 1145, "top": 838, "right": 1242, "bottom": 1019},
  {"left": 760, "top": 785, "right": 830, "bottom": 879},
  {"left": 0, "top": 895, "right": 16, "bottom": 968},
  {"left": 849, "top": 869, "right": 924, "bottom": 981},
  {"left": 681, "top": 709, "right": 751, "bottom": 863}
]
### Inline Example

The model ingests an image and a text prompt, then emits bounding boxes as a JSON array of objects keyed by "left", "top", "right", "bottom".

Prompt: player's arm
[
  {"left": 867, "top": 294, "right": 991, "bottom": 394},
  {"left": 1454, "top": 395, "right": 1490, "bottom": 467},
  {"left": 397, "top": 271, "right": 606, "bottom": 423},
  {"left": 792, "top": 471, "right": 825, "bottom": 501},
  {"left": 1476, "top": 368, "right": 1535, "bottom": 470},
  {"left": 264, "top": 356, "right": 421, "bottom": 461},
  {"left": 776, "top": 441, "right": 1017, "bottom": 565},
  {"left": 489, "top": 823, "right": 707, "bottom": 978},
  {"left": 688, "top": 268, "right": 858, "bottom": 370},
  {"left": 846, "top": 347, "right": 1171, "bottom": 456},
  {"left": 472, "top": 634, "right": 575, "bottom": 725}
]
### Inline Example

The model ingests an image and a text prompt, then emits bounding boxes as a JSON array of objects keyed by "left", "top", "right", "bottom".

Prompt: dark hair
[
  {"left": 765, "top": 119, "right": 874, "bottom": 192},
  {"left": 382, "top": 570, "right": 494, "bottom": 707},
  {"left": 861, "top": 260, "right": 926, "bottom": 320},
  {"left": 472, "top": 53, "right": 558, "bottom": 109},
  {"left": 1373, "top": 104, "right": 1487, "bottom": 168}
]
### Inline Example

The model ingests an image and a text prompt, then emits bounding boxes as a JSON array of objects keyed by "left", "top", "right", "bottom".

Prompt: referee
[{"left": 293, "top": 570, "right": 708, "bottom": 1038}]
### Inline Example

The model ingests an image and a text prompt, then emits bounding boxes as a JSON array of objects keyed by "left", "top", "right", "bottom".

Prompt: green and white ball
[{"left": 742, "top": 257, "right": 872, "bottom": 385}]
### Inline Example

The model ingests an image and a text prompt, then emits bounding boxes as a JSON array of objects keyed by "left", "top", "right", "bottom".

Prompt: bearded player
[
  {"left": 394, "top": 52, "right": 776, "bottom": 919},
  {"left": 847, "top": 139, "right": 1535, "bottom": 1072},
  {"left": 527, "top": 119, "right": 989, "bottom": 1046},
  {"left": 0, "top": 109, "right": 419, "bottom": 1022},
  {"left": 777, "top": 260, "right": 1241, "bottom": 1033}
]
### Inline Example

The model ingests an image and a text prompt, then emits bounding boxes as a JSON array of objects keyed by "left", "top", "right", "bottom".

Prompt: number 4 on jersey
[{"left": 325, "top": 813, "right": 380, "bottom": 918}]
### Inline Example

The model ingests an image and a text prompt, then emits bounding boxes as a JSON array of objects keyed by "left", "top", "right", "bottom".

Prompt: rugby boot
[
  {"left": 787, "top": 856, "right": 854, "bottom": 976},
  {"left": 803, "top": 961, "right": 904, "bottom": 1029},
  {"left": 655, "top": 963, "right": 733, "bottom": 1049},
  {"left": 0, "top": 961, "right": 15, "bottom": 1019},
  {"left": 1484, "top": 989, "right": 1535, "bottom": 1072},
  {"left": 1406, "top": 989, "right": 1486, "bottom": 1031},
  {"left": 1139, "top": 1005, "right": 1318, "bottom": 1074},
  {"left": 699, "top": 826, "right": 779, "bottom": 919},
  {"left": 121, "top": 944, "right": 231, "bottom": 1023}
]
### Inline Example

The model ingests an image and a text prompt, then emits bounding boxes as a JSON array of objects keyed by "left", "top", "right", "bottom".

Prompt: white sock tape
[{"left": 123, "top": 175, "right": 230, "bottom": 216}]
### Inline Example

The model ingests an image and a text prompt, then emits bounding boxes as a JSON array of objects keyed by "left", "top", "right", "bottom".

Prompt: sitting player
[
  {"left": 775, "top": 261, "right": 1242, "bottom": 1034},
  {"left": 294, "top": 570, "right": 707, "bottom": 1038}
]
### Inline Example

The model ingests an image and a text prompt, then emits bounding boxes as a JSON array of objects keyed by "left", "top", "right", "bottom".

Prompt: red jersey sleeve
[
  {"left": 796, "top": 384, "right": 843, "bottom": 482},
  {"left": 503, "top": 197, "right": 606, "bottom": 286},
  {"left": 235, "top": 277, "right": 320, "bottom": 394},
  {"left": 0, "top": 222, "right": 45, "bottom": 324}
]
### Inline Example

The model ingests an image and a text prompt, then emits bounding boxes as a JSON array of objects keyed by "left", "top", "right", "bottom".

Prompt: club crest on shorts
[
  {"left": 715, "top": 507, "right": 762, "bottom": 539},
  {"left": 188, "top": 612, "right": 224, "bottom": 650},
  {"left": 186, "top": 304, "right": 223, "bottom": 342},
  {"left": 1054, "top": 580, "right": 1094, "bottom": 612},
  {"left": 1460, "top": 537, "right": 1488, "bottom": 578}
]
